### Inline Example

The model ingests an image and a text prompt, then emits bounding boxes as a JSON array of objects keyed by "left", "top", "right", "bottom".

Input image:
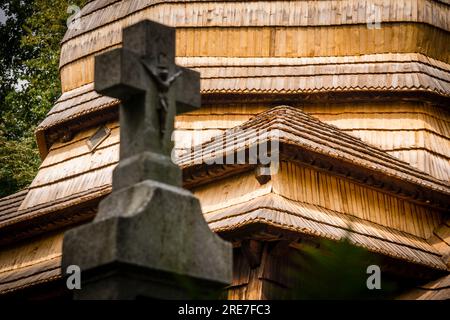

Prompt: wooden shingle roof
[
  {"left": 0, "top": 233, "right": 62, "bottom": 295},
  {"left": 398, "top": 274, "right": 450, "bottom": 299},
  {"left": 65, "top": 0, "right": 450, "bottom": 43},
  {"left": 0, "top": 190, "right": 28, "bottom": 224},
  {"left": 428, "top": 220, "right": 450, "bottom": 268},
  {"left": 36, "top": 53, "right": 450, "bottom": 156},
  {"left": 49, "top": 53, "right": 450, "bottom": 130},
  {"left": 204, "top": 193, "right": 447, "bottom": 270},
  {"left": 179, "top": 106, "right": 450, "bottom": 209}
]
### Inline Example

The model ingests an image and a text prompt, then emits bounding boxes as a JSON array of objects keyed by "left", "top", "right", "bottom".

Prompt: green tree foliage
[
  {"left": 289, "top": 238, "right": 399, "bottom": 299},
  {"left": 0, "top": 0, "right": 86, "bottom": 197}
]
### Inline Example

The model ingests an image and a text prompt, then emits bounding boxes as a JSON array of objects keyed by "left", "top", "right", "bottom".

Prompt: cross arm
[
  {"left": 94, "top": 48, "right": 148, "bottom": 100},
  {"left": 175, "top": 66, "right": 201, "bottom": 115}
]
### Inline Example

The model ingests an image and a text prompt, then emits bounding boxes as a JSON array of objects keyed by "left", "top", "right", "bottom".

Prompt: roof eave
[{"left": 181, "top": 141, "right": 450, "bottom": 212}]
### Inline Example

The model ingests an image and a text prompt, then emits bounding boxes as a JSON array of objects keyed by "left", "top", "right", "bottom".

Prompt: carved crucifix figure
[
  {"left": 94, "top": 21, "right": 200, "bottom": 189},
  {"left": 143, "top": 62, "right": 182, "bottom": 137}
]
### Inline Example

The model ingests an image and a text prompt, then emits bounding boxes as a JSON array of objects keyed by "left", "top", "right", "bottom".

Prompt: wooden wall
[
  {"left": 193, "top": 162, "right": 444, "bottom": 239},
  {"left": 58, "top": 0, "right": 450, "bottom": 92},
  {"left": 60, "top": 23, "right": 450, "bottom": 92},
  {"left": 272, "top": 162, "right": 443, "bottom": 239},
  {"left": 228, "top": 244, "right": 293, "bottom": 300},
  {"left": 304, "top": 102, "right": 450, "bottom": 182}
]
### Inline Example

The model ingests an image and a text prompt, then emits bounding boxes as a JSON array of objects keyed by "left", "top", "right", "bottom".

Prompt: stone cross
[
  {"left": 95, "top": 20, "right": 200, "bottom": 189},
  {"left": 62, "top": 20, "right": 231, "bottom": 300}
]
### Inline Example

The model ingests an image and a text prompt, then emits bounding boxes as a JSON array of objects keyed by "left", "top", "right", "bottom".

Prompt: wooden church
[{"left": 0, "top": 0, "right": 449, "bottom": 299}]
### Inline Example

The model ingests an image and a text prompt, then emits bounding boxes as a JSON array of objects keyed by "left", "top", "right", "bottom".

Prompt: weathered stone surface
[
  {"left": 62, "top": 20, "right": 232, "bottom": 299},
  {"left": 63, "top": 181, "right": 232, "bottom": 299},
  {"left": 112, "top": 152, "right": 181, "bottom": 190}
]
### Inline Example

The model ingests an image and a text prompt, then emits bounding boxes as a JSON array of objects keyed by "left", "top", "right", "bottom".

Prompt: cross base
[
  {"left": 71, "top": 263, "right": 226, "bottom": 300},
  {"left": 62, "top": 180, "right": 232, "bottom": 299}
]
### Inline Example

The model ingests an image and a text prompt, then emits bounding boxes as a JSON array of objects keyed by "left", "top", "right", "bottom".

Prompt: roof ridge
[
  {"left": 220, "top": 106, "right": 443, "bottom": 180},
  {"left": 241, "top": 106, "right": 449, "bottom": 182}
]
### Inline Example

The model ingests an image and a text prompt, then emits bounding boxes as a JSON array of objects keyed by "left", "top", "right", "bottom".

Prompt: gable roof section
[
  {"left": 204, "top": 193, "right": 447, "bottom": 270},
  {"left": 179, "top": 106, "right": 450, "bottom": 210}
]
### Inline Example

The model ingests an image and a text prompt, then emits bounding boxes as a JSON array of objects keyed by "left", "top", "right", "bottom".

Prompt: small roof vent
[{"left": 87, "top": 126, "right": 111, "bottom": 151}]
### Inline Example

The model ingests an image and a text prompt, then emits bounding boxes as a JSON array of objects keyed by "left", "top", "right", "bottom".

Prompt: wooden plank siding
[
  {"left": 304, "top": 102, "right": 450, "bottom": 182},
  {"left": 60, "top": 25, "right": 450, "bottom": 92},
  {"left": 18, "top": 123, "right": 119, "bottom": 211},
  {"left": 59, "top": 0, "right": 450, "bottom": 68},
  {"left": 194, "top": 166, "right": 443, "bottom": 241}
]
